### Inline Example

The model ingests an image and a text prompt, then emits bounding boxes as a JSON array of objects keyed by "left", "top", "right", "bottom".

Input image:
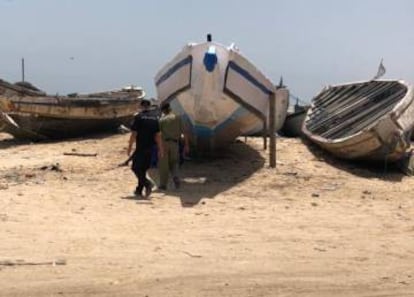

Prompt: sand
[{"left": 0, "top": 131, "right": 413, "bottom": 296}]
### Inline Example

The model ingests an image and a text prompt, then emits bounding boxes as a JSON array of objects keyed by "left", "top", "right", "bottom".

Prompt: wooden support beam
[
  {"left": 269, "top": 92, "right": 276, "bottom": 168},
  {"left": 63, "top": 152, "right": 97, "bottom": 157}
]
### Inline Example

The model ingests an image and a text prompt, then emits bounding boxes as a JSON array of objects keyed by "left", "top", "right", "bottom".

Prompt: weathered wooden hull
[
  {"left": 0, "top": 79, "right": 143, "bottom": 140},
  {"left": 0, "top": 112, "right": 133, "bottom": 140},
  {"left": 303, "top": 80, "right": 414, "bottom": 161},
  {"left": 280, "top": 105, "right": 309, "bottom": 138},
  {"left": 154, "top": 40, "right": 288, "bottom": 151}
]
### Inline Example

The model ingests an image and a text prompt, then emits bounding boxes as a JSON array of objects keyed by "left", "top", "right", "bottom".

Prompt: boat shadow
[
  {"left": 0, "top": 136, "right": 31, "bottom": 149},
  {"left": 0, "top": 129, "right": 127, "bottom": 149},
  {"left": 301, "top": 138, "right": 405, "bottom": 182},
  {"left": 161, "top": 140, "right": 265, "bottom": 207}
]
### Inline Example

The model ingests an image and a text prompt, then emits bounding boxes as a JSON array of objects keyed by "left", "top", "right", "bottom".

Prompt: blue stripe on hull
[
  {"left": 169, "top": 98, "right": 254, "bottom": 150},
  {"left": 194, "top": 125, "right": 214, "bottom": 138},
  {"left": 171, "top": 98, "right": 248, "bottom": 133},
  {"left": 213, "top": 107, "right": 250, "bottom": 133},
  {"left": 156, "top": 56, "right": 193, "bottom": 87},
  {"left": 227, "top": 61, "right": 273, "bottom": 96}
]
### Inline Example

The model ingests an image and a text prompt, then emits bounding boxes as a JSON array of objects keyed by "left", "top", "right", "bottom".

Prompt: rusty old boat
[{"left": 0, "top": 79, "right": 145, "bottom": 140}]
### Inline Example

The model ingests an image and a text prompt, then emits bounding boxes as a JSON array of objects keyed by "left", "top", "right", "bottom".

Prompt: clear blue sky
[{"left": 1, "top": 0, "right": 413, "bottom": 102}]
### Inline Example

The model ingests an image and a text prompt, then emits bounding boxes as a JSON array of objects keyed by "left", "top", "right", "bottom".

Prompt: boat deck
[{"left": 305, "top": 81, "right": 407, "bottom": 139}]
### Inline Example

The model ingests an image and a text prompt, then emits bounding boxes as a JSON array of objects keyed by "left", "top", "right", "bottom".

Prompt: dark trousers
[{"left": 131, "top": 149, "right": 152, "bottom": 194}]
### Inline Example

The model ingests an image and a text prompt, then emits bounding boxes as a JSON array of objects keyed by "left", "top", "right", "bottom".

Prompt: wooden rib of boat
[
  {"left": 154, "top": 35, "right": 289, "bottom": 151},
  {"left": 302, "top": 79, "right": 414, "bottom": 161},
  {"left": 0, "top": 79, "right": 145, "bottom": 140}
]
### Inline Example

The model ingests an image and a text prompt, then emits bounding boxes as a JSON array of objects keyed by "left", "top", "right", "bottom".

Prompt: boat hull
[
  {"left": 155, "top": 41, "right": 288, "bottom": 151},
  {"left": 280, "top": 105, "right": 309, "bottom": 138},
  {"left": 302, "top": 80, "right": 414, "bottom": 161},
  {"left": 0, "top": 112, "right": 133, "bottom": 140},
  {"left": 0, "top": 79, "right": 142, "bottom": 140}
]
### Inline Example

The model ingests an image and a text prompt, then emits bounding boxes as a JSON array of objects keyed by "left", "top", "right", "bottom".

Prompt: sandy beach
[{"left": 0, "top": 131, "right": 413, "bottom": 296}]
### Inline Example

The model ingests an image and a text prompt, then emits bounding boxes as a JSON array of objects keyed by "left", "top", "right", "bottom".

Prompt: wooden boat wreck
[
  {"left": 0, "top": 79, "right": 145, "bottom": 141},
  {"left": 154, "top": 35, "right": 289, "bottom": 151},
  {"left": 280, "top": 102, "right": 309, "bottom": 138},
  {"left": 302, "top": 80, "right": 414, "bottom": 161}
]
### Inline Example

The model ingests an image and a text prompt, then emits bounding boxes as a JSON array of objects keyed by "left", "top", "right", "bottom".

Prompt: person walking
[
  {"left": 127, "top": 99, "right": 163, "bottom": 198},
  {"left": 158, "top": 102, "right": 189, "bottom": 190}
]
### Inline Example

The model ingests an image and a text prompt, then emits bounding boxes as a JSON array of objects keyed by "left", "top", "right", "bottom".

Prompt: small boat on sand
[
  {"left": 280, "top": 98, "right": 309, "bottom": 138},
  {"left": 154, "top": 35, "right": 288, "bottom": 151},
  {"left": 302, "top": 79, "right": 414, "bottom": 161},
  {"left": 0, "top": 79, "right": 145, "bottom": 140}
]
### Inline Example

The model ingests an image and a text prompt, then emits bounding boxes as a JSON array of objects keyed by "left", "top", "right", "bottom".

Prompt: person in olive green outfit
[{"left": 158, "top": 102, "right": 189, "bottom": 190}]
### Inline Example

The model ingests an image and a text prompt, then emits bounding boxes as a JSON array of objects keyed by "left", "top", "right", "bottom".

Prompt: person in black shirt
[{"left": 127, "top": 99, "right": 163, "bottom": 198}]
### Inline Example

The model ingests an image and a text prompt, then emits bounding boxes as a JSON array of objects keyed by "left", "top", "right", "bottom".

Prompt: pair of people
[{"left": 127, "top": 99, "right": 189, "bottom": 197}]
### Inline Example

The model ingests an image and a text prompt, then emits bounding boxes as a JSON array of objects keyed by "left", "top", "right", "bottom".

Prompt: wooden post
[
  {"left": 269, "top": 92, "right": 276, "bottom": 168},
  {"left": 21, "top": 58, "right": 25, "bottom": 82},
  {"left": 263, "top": 121, "right": 267, "bottom": 150}
]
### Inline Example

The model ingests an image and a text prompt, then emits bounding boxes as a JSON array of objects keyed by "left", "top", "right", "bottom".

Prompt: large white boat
[
  {"left": 154, "top": 35, "right": 289, "bottom": 151},
  {"left": 302, "top": 79, "right": 414, "bottom": 161}
]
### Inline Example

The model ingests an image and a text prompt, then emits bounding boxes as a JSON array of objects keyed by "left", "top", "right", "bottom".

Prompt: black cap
[
  {"left": 161, "top": 102, "right": 171, "bottom": 111},
  {"left": 140, "top": 98, "right": 151, "bottom": 106}
]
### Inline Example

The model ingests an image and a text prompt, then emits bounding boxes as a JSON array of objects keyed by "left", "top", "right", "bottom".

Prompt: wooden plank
[{"left": 269, "top": 92, "right": 276, "bottom": 168}]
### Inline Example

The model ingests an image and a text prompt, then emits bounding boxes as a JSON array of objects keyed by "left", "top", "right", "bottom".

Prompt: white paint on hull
[{"left": 155, "top": 41, "right": 288, "bottom": 150}]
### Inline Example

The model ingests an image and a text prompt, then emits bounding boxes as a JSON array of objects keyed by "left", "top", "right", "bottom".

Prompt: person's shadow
[
  {"left": 158, "top": 140, "right": 265, "bottom": 207},
  {"left": 120, "top": 194, "right": 153, "bottom": 205}
]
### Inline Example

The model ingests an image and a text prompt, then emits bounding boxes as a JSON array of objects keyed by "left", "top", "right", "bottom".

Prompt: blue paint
[
  {"left": 156, "top": 55, "right": 192, "bottom": 86},
  {"left": 213, "top": 107, "right": 249, "bottom": 132},
  {"left": 167, "top": 95, "right": 254, "bottom": 150},
  {"left": 194, "top": 125, "right": 214, "bottom": 138},
  {"left": 227, "top": 61, "right": 272, "bottom": 95},
  {"left": 170, "top": 98, "right": 249, "bottom": 134},
  {"left": 203, "top": 46, "right": 217, "bottom": 72}
]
